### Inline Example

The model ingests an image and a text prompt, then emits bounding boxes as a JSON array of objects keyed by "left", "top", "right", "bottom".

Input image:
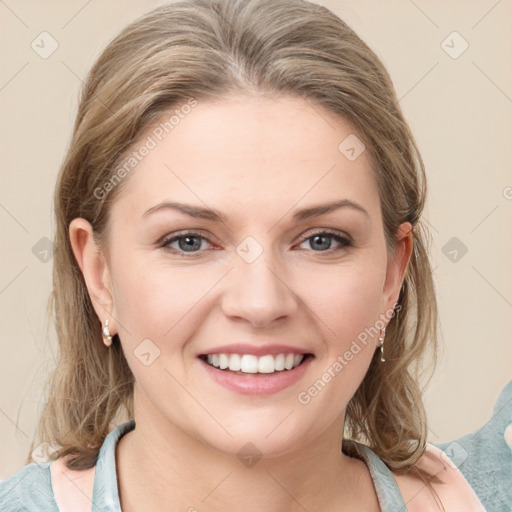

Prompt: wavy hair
[{"left": 28, "top": 0, "right": 439, "bottom": 477}]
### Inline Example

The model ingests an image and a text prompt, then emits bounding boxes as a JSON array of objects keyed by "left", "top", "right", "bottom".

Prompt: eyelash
[{"left": 160, "top": 229, "right": 352, "bottom": 257}]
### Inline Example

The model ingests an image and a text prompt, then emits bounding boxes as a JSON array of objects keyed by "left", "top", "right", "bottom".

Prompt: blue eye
[
  {"left": 161, "top": 232, "right": 212, "bottom": 254},
  {"left": 298, "top": 230, "right": 352, "bottom": 252},
  {"left": 160, "top": 229, "right": 352, "bottom": 256}
]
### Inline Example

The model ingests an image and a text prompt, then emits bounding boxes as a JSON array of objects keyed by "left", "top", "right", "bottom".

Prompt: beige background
[{"left": 1, "top": 0, "right": 511, "bottom": 478}]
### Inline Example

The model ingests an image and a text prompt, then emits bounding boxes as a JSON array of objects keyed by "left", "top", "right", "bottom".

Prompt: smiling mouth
[{"left": 199, "top": 353, "right": 314, "bottom": 376}]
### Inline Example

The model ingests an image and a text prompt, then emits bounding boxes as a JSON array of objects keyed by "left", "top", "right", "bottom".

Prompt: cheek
[
  {"left": 109, "top": 261, "right": 202, "bottom": 399},
  {"left": 109, "top": 255, "right": 222, "bottom": 353},
  {"left": 306, "top": 261, "right": 385, "bottom": 346},
  {"left": 110, "top": 267, "right": 161, "bottom": 336}
]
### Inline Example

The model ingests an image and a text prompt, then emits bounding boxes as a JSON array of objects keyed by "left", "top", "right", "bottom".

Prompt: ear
[
  {"left": 69, "top": 218, "right": 117, "bottom": 335},
  {"left": 381, "top": 221, "right": 414, "bottom": 315}
]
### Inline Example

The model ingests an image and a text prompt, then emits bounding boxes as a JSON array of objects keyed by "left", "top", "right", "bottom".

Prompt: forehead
[{"left": 110, "top": 95, "right": 380, "bottom": 224}]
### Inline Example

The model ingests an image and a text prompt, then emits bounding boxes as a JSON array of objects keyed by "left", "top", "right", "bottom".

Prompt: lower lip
[{"left": 198, "top": 356, "right": 313, "bottom": 396}]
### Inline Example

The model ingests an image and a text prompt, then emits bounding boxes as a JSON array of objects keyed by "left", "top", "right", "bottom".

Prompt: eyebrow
[{"left": 143, "top": 199, "right": 370, "bottom": 223}]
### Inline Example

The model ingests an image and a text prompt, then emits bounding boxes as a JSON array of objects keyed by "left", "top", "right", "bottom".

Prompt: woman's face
[{"left": 82, "top": 95, "right": 411, "bottom": 457}]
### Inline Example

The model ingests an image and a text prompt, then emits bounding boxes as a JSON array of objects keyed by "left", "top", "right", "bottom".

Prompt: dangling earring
[
  {"left": 378, "top": 327, "right": 386, "bottom": 363},
  {"left": 102, "top": 318, "right": 112, "bottom": 347}
]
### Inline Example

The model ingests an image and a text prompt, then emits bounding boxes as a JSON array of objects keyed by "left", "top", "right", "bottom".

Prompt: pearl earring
[{"left": 102, "top": 318, "right": 112, "bottom": 347}]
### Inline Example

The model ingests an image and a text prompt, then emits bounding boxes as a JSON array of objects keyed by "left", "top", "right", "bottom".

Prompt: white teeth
[
  {"left": 258, "top": 355, "right": 275, "bottom": 373},
  {"left": 228, "top": 354, "right": 241, "bottom": 371},
  {"left": 241, "top": 355, "right": 258, "bottom": 373},
  {"left": 205, "top": 353, "right": 305, "bottom": 374},
  {"left": 219, "top": 353, "right": 229, "bottom": 370},
  {"left": 274, "top": 354, "right": 285, "bottom": 371}
]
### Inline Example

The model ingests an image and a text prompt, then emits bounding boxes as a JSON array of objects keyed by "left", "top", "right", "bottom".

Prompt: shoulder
[
  {"left": 433, "top": 380, "right": 512, "bottom": 512},
  {"left": 392, "top": 443, "right": 486, "bottom": 511},
  {"left": 0, "top": 420, "right": 134, "bottom": 512},
  {"left": 49, "top": 456, "right": 96, "bottom": 512},
  {"left": 394, "top": 381, "right": 512, "bottom": 512},
  {"left": 0, "top": 461, "right": 57, "bottom": 512}
]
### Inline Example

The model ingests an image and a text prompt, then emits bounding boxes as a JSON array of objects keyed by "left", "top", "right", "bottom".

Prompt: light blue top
[{"left": 1, "top": 381, "right": 511, "bottom": 511}]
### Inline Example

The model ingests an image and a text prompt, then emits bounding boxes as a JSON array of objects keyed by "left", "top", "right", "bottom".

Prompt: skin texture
[{"left": 70, "top": 95, "right": 413, "bottom": 511}]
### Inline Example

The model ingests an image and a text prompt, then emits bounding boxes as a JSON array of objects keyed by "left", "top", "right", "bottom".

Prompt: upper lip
[{"left": 199, "top": 343, "right": 312, "bottom": 357}]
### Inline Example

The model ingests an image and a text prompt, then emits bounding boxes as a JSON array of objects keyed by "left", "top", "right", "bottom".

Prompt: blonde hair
[{"left": 29, "top": 0, "right": 438, "bottom": 475}]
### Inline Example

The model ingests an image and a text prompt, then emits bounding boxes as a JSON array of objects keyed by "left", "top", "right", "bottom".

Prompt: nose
[{"left": 221, "top": 248, "right": 299, "bottom": 327}]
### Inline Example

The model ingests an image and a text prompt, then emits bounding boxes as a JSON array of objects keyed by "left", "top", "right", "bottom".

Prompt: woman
[{"left": 1, "top": 0, "right": 510, "bottom": 510}]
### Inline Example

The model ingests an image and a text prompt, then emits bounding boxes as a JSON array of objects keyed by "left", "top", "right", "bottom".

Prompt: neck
[{"left": 115, "top": 390, "right": 379, "bottom": 512}]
